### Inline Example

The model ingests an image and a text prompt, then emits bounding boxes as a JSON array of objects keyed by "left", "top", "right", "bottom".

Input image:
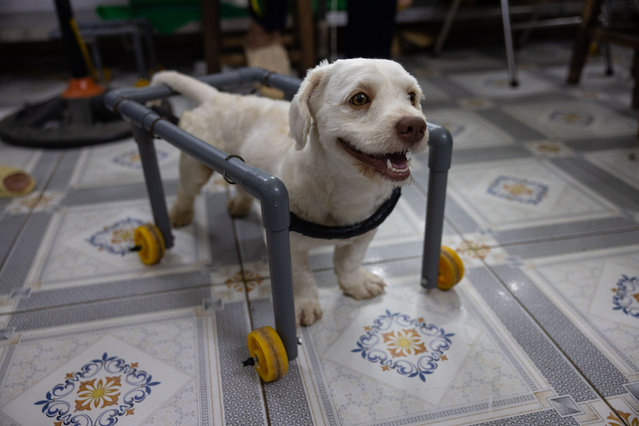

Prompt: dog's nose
[{"left": 396, "top": 117, "right": 426, "bottom": 144}]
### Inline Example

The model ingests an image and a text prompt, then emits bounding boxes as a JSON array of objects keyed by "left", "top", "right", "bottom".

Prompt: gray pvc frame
[{"left": 104, "top": 67, "right": 453, "bottom": 364}]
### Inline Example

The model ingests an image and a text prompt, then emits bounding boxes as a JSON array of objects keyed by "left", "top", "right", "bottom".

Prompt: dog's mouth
[{"left": 338, "top": 138, "right": 411, "bottom": 181}]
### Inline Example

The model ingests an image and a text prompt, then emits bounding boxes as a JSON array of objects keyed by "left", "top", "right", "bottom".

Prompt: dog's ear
[{"left": 289, "top": 61, "right": 329, "bottom": 150}]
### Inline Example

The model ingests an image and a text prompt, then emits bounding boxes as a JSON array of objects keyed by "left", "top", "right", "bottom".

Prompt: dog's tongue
[
  {"left": 339, "top": 138, "right": 411, "bottom": 181},
  {"left": 388, "top": 152, "right": 408, "bottom": 169}
]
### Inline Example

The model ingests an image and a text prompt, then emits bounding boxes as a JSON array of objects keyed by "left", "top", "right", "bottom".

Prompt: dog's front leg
[
  {"left": 334, "top": 230, "right": 387, "bottom": 299},
  {"left": 290, "top": 236, "right": 323, "bottom": 326}
]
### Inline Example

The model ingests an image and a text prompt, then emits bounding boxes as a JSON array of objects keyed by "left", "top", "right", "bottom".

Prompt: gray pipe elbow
[
  {"left": 427, "top": 123, "right": 453, "bottom": 172},
  {"left": 247, "top": 174, "right": 291, "bottom": 232}
]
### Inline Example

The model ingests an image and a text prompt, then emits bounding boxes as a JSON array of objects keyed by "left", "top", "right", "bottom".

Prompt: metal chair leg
[{"left": 500, "top": 0, "right": 519, "bottom": 87}]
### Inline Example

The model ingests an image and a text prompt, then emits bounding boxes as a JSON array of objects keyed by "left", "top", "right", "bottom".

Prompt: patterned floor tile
[
  {"left": 583, "top": 147, "right": 639, "bottom": 190},
  {"left": 323, "top": 296, "right": 480, "bottom": 406},
  {"left": 422, "top": 108, "right": 514, "bottom": 150},
  {"left": 248, "top": 257, "right": 616, "bottom": 425},
  {"left": 447, "top": 157, "right": 620, "bottom": 235},
  {"left": 503, "top": 100, "right": 637, "bottom": 140},
  {"left": 4, "top": 190, "right": 65, "bottom": 215},
  {"left": 485, "top": 244, "right": 639, "bottom": 423},
  {"left": 22, "top": 198, "right": 213, "bottom": 290},
  {"left": 0, "top": 284, "right": 266, "bottom": 426},
  {"left": 69, "top": 138, "right": 182, "bottom": 189},
  {"left": 523, "top": 140, "right": 574, "bottom": 157},
  {"left": 449, "top": 70, "right": 555, "bottom": 98},
  {"left": 3, "top": 334, "right": 192, "bottom": 424},
  {"left": 456, "top": 97, "right": 496, "bottom": 111}
]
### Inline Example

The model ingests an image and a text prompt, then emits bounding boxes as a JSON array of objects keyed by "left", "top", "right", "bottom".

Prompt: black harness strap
[{"left": 289, "top": 187, "right": 401, "bottom": 240}]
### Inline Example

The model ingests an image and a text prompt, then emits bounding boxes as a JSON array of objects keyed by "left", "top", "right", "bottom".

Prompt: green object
[
  {"left": 96, "top": 0, "right": 348, "bottom": 35},
  {"left": 96, "top": 1, "right": 248, "bottom": 35},
  {"left": 312, "top": 0, "right": 346, "bottom": 10}
]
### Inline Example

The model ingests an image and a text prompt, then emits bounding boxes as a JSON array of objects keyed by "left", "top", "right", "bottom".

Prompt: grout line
[
  {"left": 499, "top": 225, "right": 639, "bottom": 247},
  {"left": 471, "top": 224, "right": 639, "bottom": 252},
  {"left": 1, "top": 282, "right": 215, "bottom": 318}
]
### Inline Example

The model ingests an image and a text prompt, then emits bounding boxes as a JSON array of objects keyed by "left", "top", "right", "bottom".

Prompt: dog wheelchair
[{"left": 104, "top": 68, "right": 464, "bottom": 383}]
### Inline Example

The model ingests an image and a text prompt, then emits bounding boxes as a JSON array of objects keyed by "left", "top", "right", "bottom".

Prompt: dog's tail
[{"left": 151, "top": 70, "right": 219, "bottom": 105}]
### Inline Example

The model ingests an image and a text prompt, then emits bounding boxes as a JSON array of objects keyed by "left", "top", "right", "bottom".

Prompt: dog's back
[{"left": 151, "top": 71, "right": 293, "bottom": 174}]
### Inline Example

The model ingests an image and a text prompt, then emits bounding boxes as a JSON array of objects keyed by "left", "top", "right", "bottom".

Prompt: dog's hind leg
[
  {"left": 170, "top": 152, "right": 213, "bottom": 227},
  {"left": 334, "top": 231, "right": 387, "bottom": 299},
  {"left": 227, "top": 188, "right": 253, "bottom": 218}
]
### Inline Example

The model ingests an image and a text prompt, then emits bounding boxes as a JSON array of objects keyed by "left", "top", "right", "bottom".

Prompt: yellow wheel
[
  {"left": 133, "top": 223, "right": 165, "bottom": 265},
  {"left": 247, "top": 326, "right": 288, "bottom": 382},
  {"left": 437, "top": 246, "right": 464, "bottom": 290}
]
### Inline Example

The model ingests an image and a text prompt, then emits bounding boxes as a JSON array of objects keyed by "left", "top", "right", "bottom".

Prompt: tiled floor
[{"left": 1, "top": 41, "right": 638, "bottom": 425}]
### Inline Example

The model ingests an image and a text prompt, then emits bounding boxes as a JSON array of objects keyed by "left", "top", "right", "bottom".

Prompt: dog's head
[{"left": 290, "top": 58, "right": 427, "bottom": 183}]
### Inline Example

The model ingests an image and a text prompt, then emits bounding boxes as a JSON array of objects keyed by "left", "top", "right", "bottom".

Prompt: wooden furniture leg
[
  {"left": 201, "top": 0, "right": 221, "bottom": 73},
  {"left": 567, "top": 0, "right": 604, "bottom": 84},
  {"left": 295, "top": 0, "right": 315, "bottom": 71}
]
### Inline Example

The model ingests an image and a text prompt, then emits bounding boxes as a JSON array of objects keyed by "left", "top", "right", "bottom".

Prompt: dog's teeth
[{"left": 385, "top": 158, "right": 408, "bottom": 173}]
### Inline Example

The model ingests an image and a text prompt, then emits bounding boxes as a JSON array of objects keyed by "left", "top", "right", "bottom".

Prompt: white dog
[{"left": 152, "top": 59, "right": 427, "bottom": 326}]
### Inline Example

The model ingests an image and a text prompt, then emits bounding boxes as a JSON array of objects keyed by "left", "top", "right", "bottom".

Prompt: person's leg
[
  {"left": 247, "top": 0, "right": 288, "bottom": 36},
  {"left": 346, "top": 0, "right": 398, "bottom": 59}
]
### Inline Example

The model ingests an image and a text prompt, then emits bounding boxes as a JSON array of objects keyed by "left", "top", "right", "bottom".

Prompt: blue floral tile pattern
[
  {"left": 352, "top": 310, "right": 454, "bottom": 383},
  {"left": 486, "top": 175, "right": 549, "bottom": 205},
  {"left": 1, "top": 335, "right": 191, "bottom": 426},
  {"left": 35, "top": 352, "right": 160, "bottom": 425},
  {"left": 86, "top": 217, "right": 145, "bottom": 257},
  {"left": 325, "top": 299, "right": 480, "bottom": 405},
  {"left": 588, "top": 262, "right": 639, "bottom": 329},
  {"left": 612, "top": 275, "right": 639, "bottom": 318},
  {"left": 449, "top": 158, "right": 617, "bottom": 232}
]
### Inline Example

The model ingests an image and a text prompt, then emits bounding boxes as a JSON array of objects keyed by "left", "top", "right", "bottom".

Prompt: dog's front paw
[
  {"left": 170, "top": 204, "right": 194, "bottom": 228},
  {"left": 340, "top": 268, "right": 387, "bottom": 300},
  {"left": 296, "top": 298, "right": 323, "bottom": 326}
]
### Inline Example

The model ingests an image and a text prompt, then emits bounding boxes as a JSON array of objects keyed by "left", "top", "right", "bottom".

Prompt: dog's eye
[
  {"left": 408, "top": 92, "right": 417, "bottom": 106},
  {"left": 349, "top": 93, "right": 370, "bottom": 107}
]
